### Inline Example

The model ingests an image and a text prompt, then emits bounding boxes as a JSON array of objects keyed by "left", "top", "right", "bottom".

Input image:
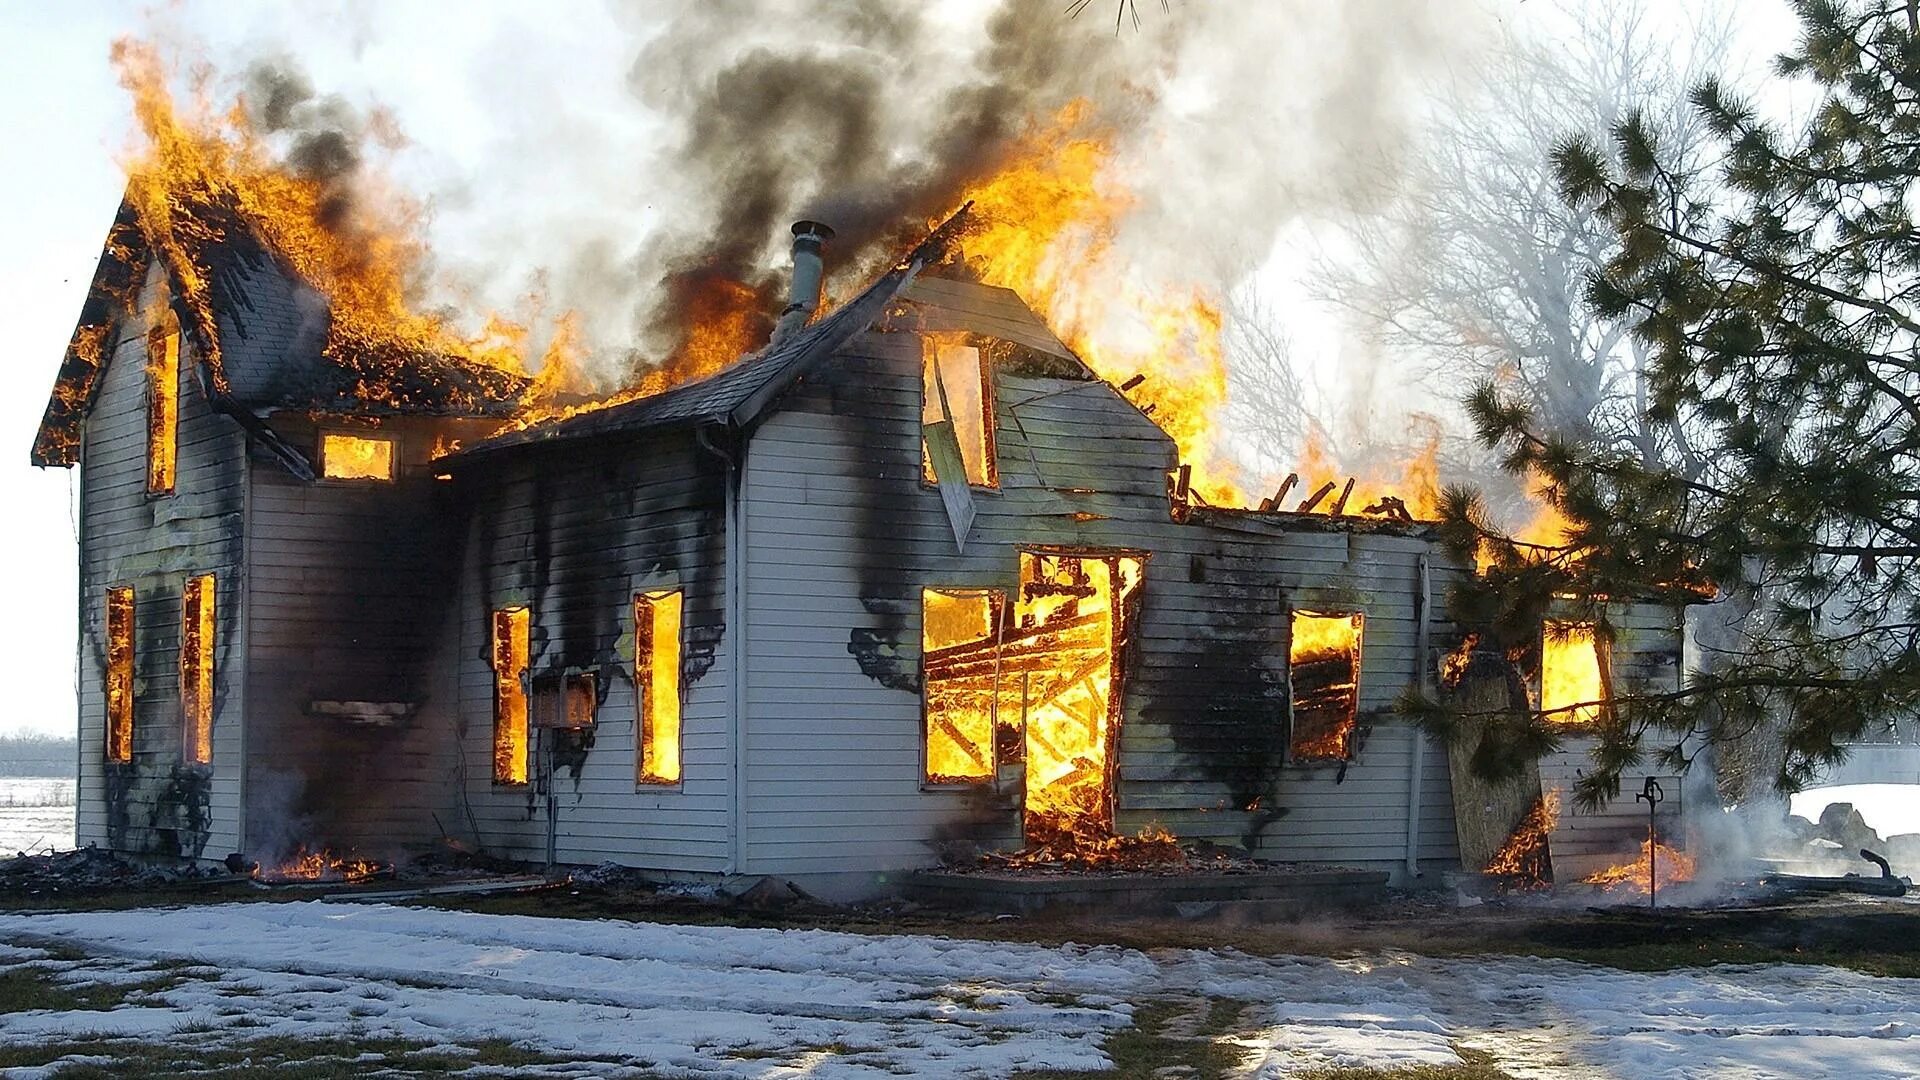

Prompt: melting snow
[{"left": 0, "top": 902, "right": 1910, "bottom": 1077}]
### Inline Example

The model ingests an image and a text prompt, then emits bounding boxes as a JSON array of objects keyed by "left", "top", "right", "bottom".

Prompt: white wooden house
[{"left": 35, "top": 201, "right": 1692, "bottom": 896}]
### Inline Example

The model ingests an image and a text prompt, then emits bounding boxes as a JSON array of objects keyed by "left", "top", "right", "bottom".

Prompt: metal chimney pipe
[{"left": 771, "top": 220, "right": 834, "bottom": 345}]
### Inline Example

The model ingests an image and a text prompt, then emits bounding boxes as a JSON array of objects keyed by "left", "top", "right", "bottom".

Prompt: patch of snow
[
  {"left": 0, "top": 903, "right": 1911, "bottom": 1078},
  {"left": 1791, "top": 784, "right": 1920, "bottom": 839}
]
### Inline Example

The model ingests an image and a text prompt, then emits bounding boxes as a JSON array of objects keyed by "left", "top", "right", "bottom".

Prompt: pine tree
[{"left": 1408, "top": 0, "right": 1920, "bottom": 808}]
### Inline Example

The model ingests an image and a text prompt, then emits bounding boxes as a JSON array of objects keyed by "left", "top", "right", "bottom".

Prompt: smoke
[{"left": 137, "top": 1, "right": 1491, "bottom": 401}]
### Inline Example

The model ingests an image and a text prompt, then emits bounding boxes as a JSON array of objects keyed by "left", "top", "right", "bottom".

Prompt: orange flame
[
  {"left": 253, "top": 846, "right": 385, "bottom": 884},
  {"left": 1581, "top": 839, "right": 1696, "bottom": 894},
  {"left": 1276, "top": 431, "right": 1443, "bottom": 520},
  {"left": 1486, "top": 789, "right": 1559, "bottom": 885},
  {"left": 1540, "top": 621, "right": 1603, "bottom": 727},
  {"left": 954, "top": 102, "right": 1247, "bottom": 505},
  {"left": 110, "top": 39, "right": 539, "bottom": 391}
]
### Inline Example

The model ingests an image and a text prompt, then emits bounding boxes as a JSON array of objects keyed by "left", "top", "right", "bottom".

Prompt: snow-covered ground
[
  {"left": 0, "top": 777, "right": 73, "bottom": 855},
  {"left": 0, "top": 902, "right": 1914, "bottom": 1078},
  {"left": 1791, "top": 783, "right": 1920, "bottom": 839}
]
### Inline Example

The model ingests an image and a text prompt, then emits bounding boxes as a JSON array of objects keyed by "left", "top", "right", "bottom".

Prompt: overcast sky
[{"left": 0, "top": 1, "right": 1798, "bottom": 740}]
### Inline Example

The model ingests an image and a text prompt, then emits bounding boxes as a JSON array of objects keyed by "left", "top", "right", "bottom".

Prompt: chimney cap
[{"left": 791, "top": 220, "right": 836, "bottom": 241}]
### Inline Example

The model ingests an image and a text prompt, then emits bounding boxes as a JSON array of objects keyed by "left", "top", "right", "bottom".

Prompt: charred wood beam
[
  {"left": 1297, "top": 481, "right": 1337, "bottom": 513},
  {"left": 1329, "top": 477, "right": 1357, "bottom": 516}
]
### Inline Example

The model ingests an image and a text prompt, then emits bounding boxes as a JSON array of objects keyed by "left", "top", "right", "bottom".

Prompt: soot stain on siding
[
  {"left": 460, "top": 431, "right": 730, "bottom": 789},
  {"left": 828, "top": 347, "right": 925, "bottom": 695},
  {"left": 1138, "top": 561, "right": 1293, "bottom": 849}
]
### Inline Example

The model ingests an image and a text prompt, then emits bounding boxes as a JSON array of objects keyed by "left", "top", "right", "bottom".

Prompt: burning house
[
  {"left": 33, "top": 191, "right": 1704, "bottom": 897},
  {"left": 28, "top": 43, "right": 1707, "bottom": 897}
]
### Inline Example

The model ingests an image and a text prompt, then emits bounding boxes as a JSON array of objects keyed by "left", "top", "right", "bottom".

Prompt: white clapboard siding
[
  {"left": 450, "top": 431, "right": 733, "bottom": 871},
  {"left": 75, "top": 262, "right": 244, "bottom": 860},
  {"left": 737, "top": 325, "right": 1469, "bottom": 880}
]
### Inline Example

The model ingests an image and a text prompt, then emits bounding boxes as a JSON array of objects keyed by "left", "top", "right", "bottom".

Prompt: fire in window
[
  {"left": 146, "top": 328, "right": 178, "bottom": 496},
  {"left": 491, "top": 607, "right": 530, "bottom": 784},
  {"left": 106, "top": 586, "right": 134, "bottom": 764},
  {"left": 921, "top": 334, "right": 996, "bottom": 487},
  {"left": 180, "top": 575, "right": 214, "bottom": 764},
  {"left": 320, "top": 433, "right": 396, "bottom": 481},
  {"left": 1290, "top": 610, "right": 1363, "bottom": 761},
  {"left": 1540, "top": 621, "right": 1604, "bottom": 725},
  {"left": 922, "top": 588, "right": 1004, "bottom": 785},
  {"left": 635, "top": 590, "right": 683, "bottom": 784}
]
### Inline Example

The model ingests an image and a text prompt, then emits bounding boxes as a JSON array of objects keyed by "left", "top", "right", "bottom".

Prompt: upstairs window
[
  {"left": 491, "top": 607, "right": 530, "bottom": 784},
  {"left": 635, "top": 590, "right": 684, "bottom": 785},
  {"left": 921, "top": 335, "right": 996, "bottom": 487},
  {"left": 1540, "top": 621, "right": 1604, "bottom": 726},
  {"left": 106, "top": 586, "right": 134, "bottom": 764},
  {"left": 320, "top": 433, "right": 396, "bottom": 481},
  {"left": 180, "top": 575, "right": 214, "bottom": 764},
  {"left": 922, "top": 588, "right": 1003, "bottom": 785},
  {"left": 146, "top": 328, "right": 178, "bottom": 496},
  {"left": 1290, "top": 610, "right": 1363, "bottom": 761}
]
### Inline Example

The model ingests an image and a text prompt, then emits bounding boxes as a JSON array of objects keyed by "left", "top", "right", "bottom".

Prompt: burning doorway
[
  {"left": 1013, "top": 550, "right": 1145, "bottom": 847},
  {"left": 920, "top": 550, "right": 1147, "bottom": 851}
]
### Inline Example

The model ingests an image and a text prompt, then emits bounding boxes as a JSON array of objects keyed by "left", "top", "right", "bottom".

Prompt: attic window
[
  {"left": 320, "top": 433, "right": 396, "bottom": 481},
  {"left": 1541, "top": 621, "right": 1604, "bottom": 726},
  {"left": 491, "top": 607, "right": 530, "bottom": 784},
  {"left": 1290, "top": 610, "right": 1362, "bottom": 761},
  {"left": 922, "top": 334, "right": 996, "bottom": 487},
  {"left": 180, "top": 574, "right": 215, "bottom": 765},
  {"left": 922, "top": 588, "right": 1003, "bottom": 786},
  {"left": 635, "top": 590, "right": 684, "bottom": 785},
  {"left": 105, "top": 586, "right": 134, "bottom": 765},
  {"left": 146, "top": 328, "right": 178, "bottom": 496}
]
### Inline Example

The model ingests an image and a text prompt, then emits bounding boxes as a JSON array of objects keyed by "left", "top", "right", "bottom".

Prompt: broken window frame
[
  {"left": 105, "top": 585, "right": 135, "bottom": 765},
  {"left": 1539, "top": 619, "right": 1607, "bottom": 727},
  {"left": 180, "top": 574, "right": 214, "bottom": 766},
  {"left": 491, "top": 606, "right": 531, "bottom": 785},
  {"left": 920, "top": 333, "right": 999, "bottom": 489},
  {"left": 634, "top": 589, "right": 684, "bottom": 787},
  {"left": 145, "top": 326, "right": 179, "bottom": 497},
  {"left": 920, "top": 587, "right": 1006, "bottom": 789},
  {"left": 317, "top": 430, "right": 398, "bottom": 482},
  {"left": 1287, "top": 608, "right": 1365, "bottom": 764}
]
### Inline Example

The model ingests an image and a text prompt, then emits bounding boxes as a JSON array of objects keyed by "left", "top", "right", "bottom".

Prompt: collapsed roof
[{"left": 31, "top": 195, "right": 528, "bottom": 470}]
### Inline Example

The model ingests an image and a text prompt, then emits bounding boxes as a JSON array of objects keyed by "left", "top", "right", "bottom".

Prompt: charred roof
[{"left": 31, "top": 194, "right": 529, "bottom": 469}]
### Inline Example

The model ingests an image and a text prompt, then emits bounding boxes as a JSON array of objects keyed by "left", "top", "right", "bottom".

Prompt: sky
[{"left": 0, "top": 1, "right": 1801, "bottom": 739}]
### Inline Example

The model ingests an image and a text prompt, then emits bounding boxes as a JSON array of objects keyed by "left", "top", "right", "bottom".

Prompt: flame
[
  {"left": 1277, "top": 431, "right": 1443, "bottom": 521},
  {"left": 253, "top": 846, "right": 385, "bottom": 884},
  {"left": 1581, "top": 839, "right": 1696, "bottom": 894},
  {"left": 1016, "top": 552, "right": 1143, "bottom": 848},
  {"left": 953, "top": 102, "right": 1246, "bottom": 505},
  {"left": 1486, "top": 789, "right": 1559, "bottom": 885},
  {"left": 320, "top": 433, "right": 394, "bottom": 480},
  {"left": 1289, "top": 611, "right": 1363, "bottom": 760},
  {"left": 109, "top": 40, "right": 539, "bottom": 395},
  {"left": 1540, "top": 621, "right": 1603, "bottom": 726}
]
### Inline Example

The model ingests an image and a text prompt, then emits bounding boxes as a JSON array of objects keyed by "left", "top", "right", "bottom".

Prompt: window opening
[
  {"left": 181, "top": 574, "right": 214, "bottom": 764},
  {"left": 491, "top": 607, "right": 530, "bottom": 783},
  {"left": 1290, "top": 610, "right": 1363, "bottom": 761},
  {"left": 106, "top": 586, "right": 134, "bottom": 764},
  {"left": 635, "top": 590, "right": 684, "bottom": 784},
  {"left": 921, "top": 334, "right": 995, "bottom": 487},
  {"left": 146, "top": 328, "right": 178, "bottom": 495},
  {"left": 1540, "top": 620, "right": 1604, "bottom": 726},
  {"left": 320, "top": 433, "right": 396, "bottom": 481},
  {"left": 922, "top": 588, "right": 1003, "bottom": 785}
]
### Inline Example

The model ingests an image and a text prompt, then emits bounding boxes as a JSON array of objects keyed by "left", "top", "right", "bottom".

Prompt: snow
[
  {"left": 1791, "top": 784, "right": 1920, "bottom": 838},
  {"left": 0, "top": 777, "right": 73, "bottom": 855},
  {"left": 0, "top": 902, "right": 1913, "bottom": 1077}
]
